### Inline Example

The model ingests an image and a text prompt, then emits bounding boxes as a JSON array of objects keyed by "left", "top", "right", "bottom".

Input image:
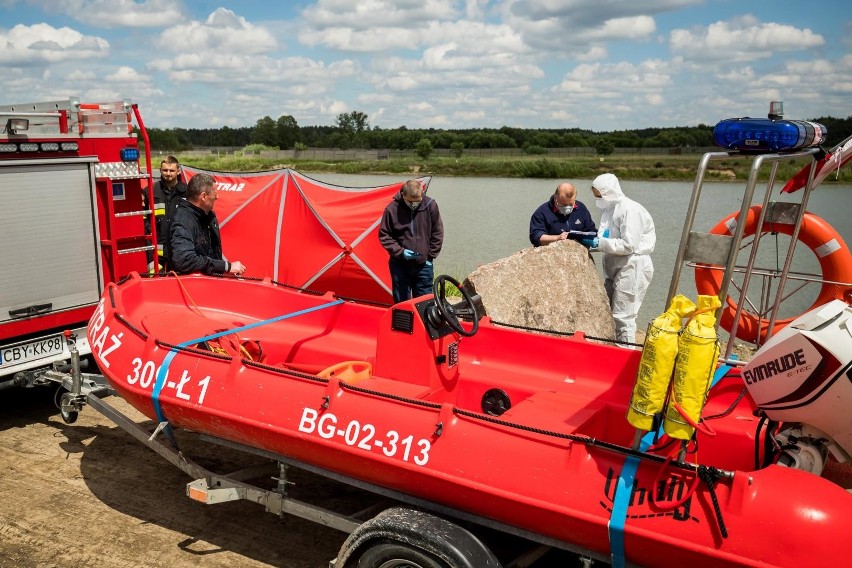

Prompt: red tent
[{"left": 181, "top": 167, "right": 430, "bottom": 304}]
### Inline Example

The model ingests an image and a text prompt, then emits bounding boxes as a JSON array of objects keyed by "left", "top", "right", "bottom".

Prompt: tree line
[{"left": 145, "top": 111, "right": 852, "bottom": 155}]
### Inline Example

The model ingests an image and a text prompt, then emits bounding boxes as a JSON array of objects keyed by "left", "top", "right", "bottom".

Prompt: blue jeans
[{"left": 389, "top": 259, "right": 434, "bottom": 303}]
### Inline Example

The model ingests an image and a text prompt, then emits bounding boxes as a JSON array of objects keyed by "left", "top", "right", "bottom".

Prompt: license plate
[{"left": 0, "top": 335, "right": 64, "bottom": 367}]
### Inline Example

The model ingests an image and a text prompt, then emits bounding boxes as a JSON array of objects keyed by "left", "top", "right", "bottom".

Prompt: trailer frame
[{"left": 43, "top": 337, "right": 608, "bottom": 568}]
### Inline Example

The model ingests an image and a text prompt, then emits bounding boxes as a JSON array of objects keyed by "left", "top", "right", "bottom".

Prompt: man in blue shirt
[{"left": 529, "top": 182, "right": 597, "bottom": 247}]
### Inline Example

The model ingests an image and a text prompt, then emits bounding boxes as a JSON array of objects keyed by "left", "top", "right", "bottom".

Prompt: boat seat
[{"left": 499, "top": 391, "right": 604, "bottom": 434}]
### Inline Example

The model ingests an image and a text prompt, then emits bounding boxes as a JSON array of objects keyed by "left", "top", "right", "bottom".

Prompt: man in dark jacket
[
  {"left": 379, "top": 179, "right": 444, "bottom": 302},
  {"left": 170, "top": 173, "right": 246, "bottom": 276},
  {"left": 149, "top": 156, "right": 187, "bottom": 272},
  {"left": 529, "top": 182, "right": 597, "bottom": 247}
]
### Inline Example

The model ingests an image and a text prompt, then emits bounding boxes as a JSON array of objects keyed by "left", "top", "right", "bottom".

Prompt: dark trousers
[{"left": 389, "top": 259, "right": 434, "bottom": 303}]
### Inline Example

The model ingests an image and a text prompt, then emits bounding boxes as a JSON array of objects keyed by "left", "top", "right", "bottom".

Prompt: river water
[{"left": 312, "top": 172, "right": 851, "bottom": 335}]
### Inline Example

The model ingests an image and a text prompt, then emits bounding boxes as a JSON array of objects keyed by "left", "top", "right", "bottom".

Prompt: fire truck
[{"left": 0, "top": 97, "right": 155, "bottom": 390}]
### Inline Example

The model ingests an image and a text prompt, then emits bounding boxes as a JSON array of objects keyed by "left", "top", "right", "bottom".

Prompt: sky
[{"left": 1, "top": 0, "right": 850, "bottom": 132}]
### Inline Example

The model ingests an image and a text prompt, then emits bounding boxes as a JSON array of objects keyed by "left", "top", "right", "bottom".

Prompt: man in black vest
[{"left": 150, "top": 155, "right": 187, "bottom": 272}]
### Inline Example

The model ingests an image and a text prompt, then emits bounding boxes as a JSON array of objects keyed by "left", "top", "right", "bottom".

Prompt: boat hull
[{"left": 89, "top": 274, "right": 852, "bottom": 567}]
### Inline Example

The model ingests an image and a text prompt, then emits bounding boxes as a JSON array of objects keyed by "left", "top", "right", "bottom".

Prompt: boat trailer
[{"left": 44, "top": 333, "right": 604, "bottom": 568}]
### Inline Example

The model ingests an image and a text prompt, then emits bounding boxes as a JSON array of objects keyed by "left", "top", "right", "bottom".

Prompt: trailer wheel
[
  {"left": 59, "top": 392, "right": 79, "bottom": 424},
  {"left": 355, "top": 540, "right": 448, "bottom": 568},
  {"left": 336, "top": 507, "right": 500, "bottom": 568}
]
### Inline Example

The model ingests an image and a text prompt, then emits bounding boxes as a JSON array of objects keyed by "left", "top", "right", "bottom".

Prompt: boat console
[{"left": 373, "top": 275, "right": 483, "bottom": 390}]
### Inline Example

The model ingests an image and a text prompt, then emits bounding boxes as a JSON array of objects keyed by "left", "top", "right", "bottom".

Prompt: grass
[{"left": 176, "top": 152, "right": 852, "bottom": 183}]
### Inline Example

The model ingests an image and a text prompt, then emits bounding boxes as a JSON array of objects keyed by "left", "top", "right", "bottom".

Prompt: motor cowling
[{"left": 741, "top": 300, "right": 852, "bottom": 470}]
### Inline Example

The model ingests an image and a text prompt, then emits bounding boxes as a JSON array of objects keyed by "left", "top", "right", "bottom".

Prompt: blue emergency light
[
  {"left": 120, "top": 146, "right": 139, "bottom": 161},
  {"left": 712, "top": 117, "right": 827, "bottom": 152}
]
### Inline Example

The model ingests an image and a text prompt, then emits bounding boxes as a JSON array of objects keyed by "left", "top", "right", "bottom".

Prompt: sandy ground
[{"left": 0, "top": 386, "right": 349, "bottom": 568}]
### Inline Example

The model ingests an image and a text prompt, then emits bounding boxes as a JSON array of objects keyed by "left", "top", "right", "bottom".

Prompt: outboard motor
[{"left": 741, "top": 300, "right": 852, "bottom": 475}]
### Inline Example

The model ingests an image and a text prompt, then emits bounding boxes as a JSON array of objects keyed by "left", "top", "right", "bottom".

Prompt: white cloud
[
  {"left": 17, "top": 0, "right": 184, "bottom": 28},
  {"left": 670, "top": 15, "right": 825, "bottom": 62},
  {"left": 645, "top": 93, "right": 664, "bottom": 106},
  {"left": 302, "top": 19, "right": 512, "bottom": 74},
  {"left": 506, "top": 0, "right": 699, "bottom": 26},
  {"left": 555, "top": 58, "right": 676, "bottom": 99},
  {"left": 158, "top": 8, "right": 277, "bottom": 55},
  {"left": 298, "top": 1, "right": 521, "bottom": 54},
  {"left": 150, "top": 54, "right": 359, "bottom": 89},
  {"left": 0, "top": 23, "right": 109, "bottom": 64},
  {"left": 3, "top": 1, "right": 847, "bottom": 131},
  {"left": 749, "top": 56, "right": 852, "bottom": 115},
  {"left": 511, "top": 14, "right": 657, "bottom": 49},
  {"left": 358, "top": 93, "right": 395, "bottom": 105},
  {"left": 301, "top": 0, "right": 458, "bottom": 30},
  {"left": 298, "top": 25, "right": 406, "bottom": 52},
  {"left": 500, "top": 0, "right": 699, "bottom": 51},
  {"left": 66, "top": 69, "right": 97, "bottom": 81},
  {"left": 104, "top": 65, "right": 151, "bottom": 83},
  {"left": 464, "top": 0, "right": 487, "bottom": 19},
  {"left": 453, "top": 109, "right": 486, "bottom": 122},
  {"left": 576, "top": 45, "right": 608, "bottom": 62}
]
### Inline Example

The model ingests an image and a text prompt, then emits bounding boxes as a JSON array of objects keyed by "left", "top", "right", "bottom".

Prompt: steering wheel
[{"left": 431, "top": 274, "right": 480, "bottom": 337}]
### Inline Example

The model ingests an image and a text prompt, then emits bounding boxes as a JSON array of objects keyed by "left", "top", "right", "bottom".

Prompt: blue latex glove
[
  {"left": 425, "top": 260, "right": 432, "bottom": 267},
  {"left": 602, "top": 229, "right": 610, "bottom": 238},
  {"left": 580, "top": 237, "right": 599, "bottom": 249},
  {"left": 402, "top": 249, "right": 421, "bottom": 260}
]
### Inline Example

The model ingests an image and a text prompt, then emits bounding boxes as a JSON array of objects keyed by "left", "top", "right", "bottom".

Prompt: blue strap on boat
[
  {"left": 710, "top": 356, "right": 736, "bottom": 390},
  {"left": 608, "top": 429, "right": 654, "bottom": 568},
  {"left": 151, "top": 299, "right": 345, "bottom": 424},
  {"left": 608, "top": 358, "right": 736, "bottom": 566}
]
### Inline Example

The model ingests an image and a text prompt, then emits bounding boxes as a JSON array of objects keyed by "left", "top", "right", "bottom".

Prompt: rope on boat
[
  {"left": 489, "top": 319, "right": 645, "bottom": 348},
  {"left": 115, "top": 313, "right": 148, "bottom": 340},
  {"left": 698, "top": 466, "right": 729, "bottom": 539}
]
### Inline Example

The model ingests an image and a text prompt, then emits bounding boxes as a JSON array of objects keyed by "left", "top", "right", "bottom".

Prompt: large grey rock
[{"left": 462, "top": 240, "right": 616, "bottom": 340}]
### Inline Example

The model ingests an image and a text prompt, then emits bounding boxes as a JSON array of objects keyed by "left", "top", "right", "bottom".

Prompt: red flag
[{"left": 782, "top": 136, "right": 852, "bottom": 193}]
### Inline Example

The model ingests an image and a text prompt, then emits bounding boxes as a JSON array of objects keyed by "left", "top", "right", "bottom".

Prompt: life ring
[{"left": 694, "top": 205, "right": 852, "bottom": 343}]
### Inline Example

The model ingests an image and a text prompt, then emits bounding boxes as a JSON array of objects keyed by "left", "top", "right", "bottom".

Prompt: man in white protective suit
[{"left": 589, "top": 173, "right": 656, "bottom": 343}]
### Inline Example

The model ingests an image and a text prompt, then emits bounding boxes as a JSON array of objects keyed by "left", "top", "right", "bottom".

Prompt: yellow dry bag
[
  {"left": 663, "top": 295, "right": 722, "bottom": 440},
  {"left": 626, "top": 295, "right": 696, "bottom": 431}
]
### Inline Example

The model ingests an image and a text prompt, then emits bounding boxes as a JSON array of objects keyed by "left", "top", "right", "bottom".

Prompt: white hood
[{"left": 592, "top": 173, "right": 624, "bottom": 207}]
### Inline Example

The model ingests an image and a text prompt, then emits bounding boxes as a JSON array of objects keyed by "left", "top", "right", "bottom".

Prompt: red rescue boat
[{"left": 88, "top": 272, "right": 852, "bottom": 568}]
